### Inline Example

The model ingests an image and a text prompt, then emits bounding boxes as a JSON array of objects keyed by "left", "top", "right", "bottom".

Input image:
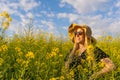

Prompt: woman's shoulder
[
  {"left": 94, "top": 46, "right": 107, "bottom": 54},
  {"left": 94, "top": 46, "right": 109, "bottom": 62}
]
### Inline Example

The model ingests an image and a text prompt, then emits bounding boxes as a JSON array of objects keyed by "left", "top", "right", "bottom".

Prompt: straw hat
[{"left": 68, "top": 23, "right": 96, "bottom": 44}]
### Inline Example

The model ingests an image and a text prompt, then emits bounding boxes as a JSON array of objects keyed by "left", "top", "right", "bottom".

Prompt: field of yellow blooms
[
  {"left": 0, "top": 11, "right": 120, "bottom": 80},
  {"left": 0, "top": 33, "right": 120, "bottom": 80}
]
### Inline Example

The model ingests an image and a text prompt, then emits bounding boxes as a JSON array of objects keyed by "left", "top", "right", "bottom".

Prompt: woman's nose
[{"left": 76, "top": 34, "right": 80, "bottom": 37}]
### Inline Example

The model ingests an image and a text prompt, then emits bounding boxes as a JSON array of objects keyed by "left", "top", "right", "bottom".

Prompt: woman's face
[{"left": 74, "top": 28, "right": 85, "bottom": 44}]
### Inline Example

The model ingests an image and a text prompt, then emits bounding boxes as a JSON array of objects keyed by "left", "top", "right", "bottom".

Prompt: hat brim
[
  {"left": 90, "top": 36, "right": 97, "bottom": 44},
  {"left": 68, "top": 23, "right": 85, "bottom": 40},
  {"left": 68, "top": 23, "right": 96, "bottom": 44}
]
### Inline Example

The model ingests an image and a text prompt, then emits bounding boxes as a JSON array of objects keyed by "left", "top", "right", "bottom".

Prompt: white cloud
[
  {"left": 0, "top": 1, "right": 18, "bottom": 14},
  {"left": 115, "top": 1, "right": 120, "bottom": 7},
  {"left": 35, "top": 13, "right": 42, "bottom": 17},
  {"left": 62, "top": 26, "right": 68, "bottom": 30},
  {"left": 41, "top": 20, "right": 56, "bottom": 33},
  {"left": 75, "top": 15, "right": 109, "bottom": 37},
  {"left": 57, "top": 13, "right": 105, "bottom": 27},
  {"left": 40, "top": 11, "right": 47, "bottom": 14},
  {"left": 8, "top": 20, "right": 24, "bottom": 35},
  {"left": 19, "top": 0, "right": 40, "bottom": 12},
  {"left": 57, "top": 11, "right": 120, "bottom": 37},
  {"left": 59, "top": 2, "right": 65, "bottom": 8},
  {"left": 60, "top": 0, "right": 109, "bottom": 14},
  {"left": 109, "top": 21, "right": 120, "bottom": 33},
  {"left": 92, "top": 28, "right": 104, "bottom": 38},
  {"left": 26, "top": 12, "right": 33, "bottom": 18},
  {"left": 9, "top": 3, "right": 19, "bottom": 10},
  {"left": 57, "top": 13, "right": 79, "bottom": 22},
  {"left": 57, "top": 13, "right": 68, "bottom": 18},
  {"left": 47, "top": 13, "right": 55, "bottom": 17},
  {"left": 0, "top": 0, "right": 40, "bottom": 14},
  {"left": 39, "top": 10, "right": 55, "bottom": 17}
]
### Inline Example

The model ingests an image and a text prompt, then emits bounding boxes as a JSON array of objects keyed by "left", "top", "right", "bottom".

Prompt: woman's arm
[
  {"left": 65, "top": 42, "right": 79, "bottom": 70},
  {"left": 89, "top": 58, "right": 115, "bottom": 80},
  {"left": 65, "top": 48, "right": 76, "bottom": 70}
]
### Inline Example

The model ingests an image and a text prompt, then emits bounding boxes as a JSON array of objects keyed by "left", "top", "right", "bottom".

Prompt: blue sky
[{"left": 0, "top": 0, "right": 120, "bottom": 38}]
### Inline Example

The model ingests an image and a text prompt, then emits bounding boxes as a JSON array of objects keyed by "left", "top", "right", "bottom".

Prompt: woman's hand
[
  {"left": 65, "top": 61, "right": 69, "bottom": 70},
  {"left": 89, "top": 72, "right": 99, "bottom": 80},
  {"left": 89, "top": 58, "right": 115, "bottom": 80}
]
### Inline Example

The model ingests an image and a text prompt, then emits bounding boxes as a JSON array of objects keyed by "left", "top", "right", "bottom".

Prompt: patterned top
[{"left": 64, "top": 47, "right": 109, "bottom": 69}]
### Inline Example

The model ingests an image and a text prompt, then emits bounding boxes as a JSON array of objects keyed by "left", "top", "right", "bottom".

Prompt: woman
[{"left": 64, "top": 23, "right": 115, "bottom": 80}]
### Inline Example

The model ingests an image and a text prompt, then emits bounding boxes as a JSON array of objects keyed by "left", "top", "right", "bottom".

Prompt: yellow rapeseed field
[{"left": 0, "top": 11, "right": 120, "bottom": 80}]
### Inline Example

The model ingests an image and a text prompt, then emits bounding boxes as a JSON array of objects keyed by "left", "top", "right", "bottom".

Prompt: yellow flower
[
  {"left": 15, "top": 47, "right": 21, "bottom": 52},
  {"left": 0, "top": 48, "right": 2, "bottom": 52},
  {"left": 59, "top": 54, "right": 63, "bottom": 57},
  {"left": 16, "top": 58, "right": 23, "bottom": 64},
  {"left": 21, "top": 60, "right": 29, "bottom": 68},
  {"left": 46, "top": 51, "right": 57, "bottom": 59},
  {"left": 87, "top": 45, "right": 94, "bottom": 54},
  {"left": 0, "top": 58, "right": 4, "bottom": 66},
  {"left": 1, "top": 45, "right": 8, "bottom": 51},
  {"left": 18, "top": 52, "right": 23, "bottom": 56},
  {"left": 83, "top": 68, "right": 88, "bottom": 73},
  {"left": 2, "top": 21, "right": 9, "bottom": 29},
  {"left": 49, "top": 78, "right": 57, "bottom": 80},
  {"left": 59, "top": 76, "right": 65, "bottom": 80},
  {"left": 2, "top": 11, "right": 10, "bottom": 18},
  {"left": 52, "top": 48, "right": 59, "bottom": 53},
  {"left": 81, "top": 59, "right": 85, "bottom": 64},
  {"left": 46, "top": 53, "right": 50, "bottom": 59},
  {"left": 25, "top": 51, "right": 35, "bottom": 59},
  {"left": 98, "top": 62, "right": 105, "bottom": 68},
  {"left": 106, "top": 35, "right": 112, "bottom": 40},
  {"left": 77, "top": 65, "right": 82, "bottom": 70},
  {"left": 0, "top": 11, "right": 12, "bottom": 30},
  {"left": 69, "top": 70, "right": 74, "bottom": 77},
  {"left": 18, "top": 78, "right": 22, "bottom": 80},
  {"left": 87, "top": 56, "right": 94, "bottom": 61},
  {"left": 7, "top": 17, "right": 12, "bottom": 22},
  {"left": 51, "top": 52, "right": 57, "bottom": 57}
]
